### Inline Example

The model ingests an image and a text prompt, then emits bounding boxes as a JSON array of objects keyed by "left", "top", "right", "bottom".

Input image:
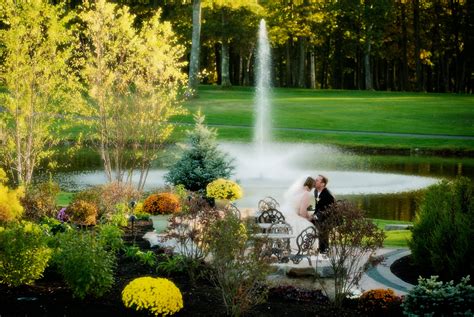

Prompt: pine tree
[{"left": 165, "top": 112, "right": 234, "bottom": 192}]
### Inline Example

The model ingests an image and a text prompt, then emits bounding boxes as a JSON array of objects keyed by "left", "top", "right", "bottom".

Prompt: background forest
[{"left": 78, "top": 0, "right": 473, "bottom": 93}]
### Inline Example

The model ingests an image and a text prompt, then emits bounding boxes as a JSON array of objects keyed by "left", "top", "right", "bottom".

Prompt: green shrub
[
  {"left": 409, "top": 177, "right": 474, "bottom": 281},
  {"left": 122, "top": 245, "right": 157, "bottom": 267},
  {"left": 165, "top": 112, "right": 234, "bottom": 192},
  {"left": 143, "top": 192, "right": 180, "bottom": 215},
  {"left": 39, "top": 216, "right": 71, "bottom": 235},
  {"left": 402, "top": 275, "right": 474, "bottom": 316},
  {"left": 21, "top": 180, "right": 60, "bottom": 221},
  {"left": 0, "top": 181, "right": 24, "bottom": 223},
  {"left": 52, "top": 230, "right": 116, "bottom": 299},
  {"left": 97, "top": 224, "right": 124, "bottom": 253},
  {"left": 0, "top": 221, "right": 52, "bottom": 286},
  {"left": 68, "top": 200, "right": 98, "bottom": 226},
  {"left": 207, "top": 213, "right": 269, "bottom": 316},
  {"left": 107, "top": 203, "right": 129, "bottom": 227},
  {"left": 156, "top": 254, "right": 187, "bottom": 276}
]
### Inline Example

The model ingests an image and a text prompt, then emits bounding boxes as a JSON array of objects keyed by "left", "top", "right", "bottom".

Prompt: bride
[{"left": 281, "top": 176, "right": 316, "bottom": 251}]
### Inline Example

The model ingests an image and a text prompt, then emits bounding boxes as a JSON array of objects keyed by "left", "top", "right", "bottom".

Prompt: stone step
[{"left": 384, "top": 224, "right": 413, "bottom": 231}]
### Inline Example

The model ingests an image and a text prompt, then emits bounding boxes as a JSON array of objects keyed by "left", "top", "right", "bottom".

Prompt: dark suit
[{"left": 312, "top": 187, "right": 335, "bottom": 253}]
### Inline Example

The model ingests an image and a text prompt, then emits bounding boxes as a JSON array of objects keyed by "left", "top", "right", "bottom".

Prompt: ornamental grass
[{"left": 122, "top": 276, "right": 183, "bottom": 316}]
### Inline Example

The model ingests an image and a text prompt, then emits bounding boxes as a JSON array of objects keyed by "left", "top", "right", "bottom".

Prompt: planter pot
[
  {"left": 149, "top": 214, "right": 172, "bottom": 233},
  {"left": 214, "top": 199, "right": 231, "bottom": 209}
]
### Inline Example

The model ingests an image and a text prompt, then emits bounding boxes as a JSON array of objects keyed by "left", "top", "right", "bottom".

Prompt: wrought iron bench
[
  {"left": 257, "top": 208, "right": 285, "bottom": 224},
  {"left": 281, "top": 226, "right": 318, "bottom": 266},
  {"left": 257, "top": 196, "right": 280, "bottom": 212}
]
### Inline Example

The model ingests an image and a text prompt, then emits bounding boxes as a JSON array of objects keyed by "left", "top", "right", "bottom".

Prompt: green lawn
[
  {"left": 176, "top": 86, "right": 474, "bottom": 152},
  {"left": 371, "top": 218, "right": 412, "bottom": 248}
]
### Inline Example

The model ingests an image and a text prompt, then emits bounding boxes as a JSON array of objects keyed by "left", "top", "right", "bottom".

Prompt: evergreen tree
[{"left": 165, "top": 112, "right": 234, "bottom": 192}]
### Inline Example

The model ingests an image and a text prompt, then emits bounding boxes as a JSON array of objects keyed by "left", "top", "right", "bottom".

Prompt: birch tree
[
  {"left": 80, "top": 0, "right": 187, "bottom": 190},
  {"left": 0, "top": 0, "right": 82, "bottom": 185}
]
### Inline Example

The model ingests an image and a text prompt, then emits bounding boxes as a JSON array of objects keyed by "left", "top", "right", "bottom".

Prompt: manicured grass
[
  {"left": 178, "top": 86, "right": 474, "bottom": 151},
  {"left": 371, "top": 218, "right": 412, "bottom": 248},
  {"left": 56, "top": 191, "right": 74, "bottom": 207}
]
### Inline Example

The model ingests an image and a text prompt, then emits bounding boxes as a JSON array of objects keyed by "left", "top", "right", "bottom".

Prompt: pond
[{"left": 47, "top": 143, "right": 474, "bottom": 221}]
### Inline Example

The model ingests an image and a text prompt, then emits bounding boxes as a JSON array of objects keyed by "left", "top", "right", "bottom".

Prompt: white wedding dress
[{"left": 281, "top": 177, "right": 316, "bottom": 252}]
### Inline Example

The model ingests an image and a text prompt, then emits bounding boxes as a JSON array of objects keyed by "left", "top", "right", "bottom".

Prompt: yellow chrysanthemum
[
  {"left": 206, "top": 178, "right": 243, "bottom": 201},
  {"left": 122, "top": 277, "right": 183, "bottom": 316}
]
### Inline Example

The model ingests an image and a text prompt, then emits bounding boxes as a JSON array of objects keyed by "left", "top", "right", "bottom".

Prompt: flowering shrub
[
  {"left": 143, "top": 193, "right": 180, "bottom": 215},
  {"left": 206, "top": 178, "right": 243, "bottom": 201},
  {"left": 68, "top": 200, "right": 98, "bottom": 225},
  {"left": 358, "top": 288, "right": 402, "bottom": 315},
  {"left": 57, "top": 207, "right": 69, "bottom": 222},
  {"left": 122, "top": 276, "right": 183, "bottom": 316}
]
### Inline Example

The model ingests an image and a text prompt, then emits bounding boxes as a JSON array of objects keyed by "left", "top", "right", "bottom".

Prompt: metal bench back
[{"left": 257, "top": 208, "right": 285, "bottom": 224}]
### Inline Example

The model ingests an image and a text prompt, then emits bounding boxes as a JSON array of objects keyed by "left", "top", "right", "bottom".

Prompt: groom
[{"left": 312, "top": 174, "right": 335, "bottom": 254}]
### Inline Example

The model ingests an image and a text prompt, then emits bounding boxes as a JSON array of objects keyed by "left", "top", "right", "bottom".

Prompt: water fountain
[{"left": 56, "top": 19, "right": 442, "bottom": 220}]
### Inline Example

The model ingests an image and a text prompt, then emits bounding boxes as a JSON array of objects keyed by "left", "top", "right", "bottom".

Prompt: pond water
[{"left": 47, "top": 142, "right": 474, "bottom": 221}]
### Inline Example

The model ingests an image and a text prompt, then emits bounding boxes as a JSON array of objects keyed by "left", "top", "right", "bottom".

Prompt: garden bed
[{"left": 0, "top": 220, "right": 398, "bottom": 316}]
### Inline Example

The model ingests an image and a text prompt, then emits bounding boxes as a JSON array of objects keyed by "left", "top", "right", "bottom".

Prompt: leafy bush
[
  {"left": 402, "top": 275, "right": 474, "bottom": 316},
  {"left": 68, "top": 200, "right": 98, "bottom": 225},
  {"left": 358, "top": 289, "right": 402, "bottom": 316},
  {"left": 108, "top": 203, "right": 129, "bottom": 227},
  {"left": 39, "top": 216, "right": 71, "bottom": 235},
  {"left": 207, "top": 212, "right": 269, "bottom": 316},
  {"left": 122, "top": 277, "right": 183, "bottom": 316},
  {"left": 317, "top": 200, "right": 385, "bottom": 307},
  {"left": 206, "top": 178, "right": 243, "bottom": 201},
  {"left": 52, "top": 230, "right": 116, "bottom": 299},
  {"left": 0, "top": 221, "right": 52, "bottom": 286},
  {"left": 72, "top": 183, "right": 141, "bottom": 221},
  {"left": 0, "top": 187, "right": 24, "bottom": 223},
  {"left": 156, "top": 254, "right": 187, "bottom": 276},
  {"left": 97, "top": 224, "right": 124, "bottom": 253},
  {"left": 409, "top": 177, "right": 474, "bottom": 281},
  {"left": 123, "top": 245, "right": 157, "bottom": 267},
  {"left": 21, "top": 180, "right": 59, "bottom": 221},
  {"left": 165, "top": 112, "right": 234, "bottom": 192},
  {"left": 165, "top": 195, "right": 220, "bottom": 283},
  {"left": 143, "top": 193, "right": 180, "bottom": 215}
]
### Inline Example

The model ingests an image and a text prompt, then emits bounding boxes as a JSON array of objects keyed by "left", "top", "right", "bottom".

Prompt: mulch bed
[
  {"left": 0, "top": 221, "right": 402, "bottom": 316},
  {"left": 390, "top": 254, "right": 434, "bottom": 285}
]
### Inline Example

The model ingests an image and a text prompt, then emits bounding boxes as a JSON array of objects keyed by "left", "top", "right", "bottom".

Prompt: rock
[{"left": 384, "top": 224, "right": 413, "bottom": 231}]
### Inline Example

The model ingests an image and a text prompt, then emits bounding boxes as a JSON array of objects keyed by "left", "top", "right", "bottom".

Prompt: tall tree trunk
[
  {"left": 364, "top": 26, "right": 373, "bottom": 90},
  {"left": 220, "top": 10, "right": 231, "bottom": 87},
  {"left": 285, "top": 41, "right": 291, "bottom": 87},
  {"left": 333, "top": 28, "right": 343, "bottom": 89},
  {"left": 297, "top": 37, "right": 306, "bottom": 88},
  {"left": 243, "top": 49, "right": 253, "bottom": 86},
  {"left": 188, "top": 0, "right": 201, "bottom": 95},
  {"left": 413, "top": 0, "right": 422, "bottom": 91},
  {"left": 220, "top": 41, "right": 231, "bottom": 87},
  {"left": 309, "top": 50, "right": 316, "bottom": 89},
  {"left": 400, "top": 2, "right": 409, "bottom": 91}
]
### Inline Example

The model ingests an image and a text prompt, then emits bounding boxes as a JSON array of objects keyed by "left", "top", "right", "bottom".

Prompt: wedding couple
[{"left": 282, "top": 174, "right": 334, "bottom": 254}]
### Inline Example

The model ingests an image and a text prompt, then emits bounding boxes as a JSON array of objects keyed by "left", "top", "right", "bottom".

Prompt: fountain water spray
[{"left": 254, "top": 19, "right": 272, "bottom": 173}]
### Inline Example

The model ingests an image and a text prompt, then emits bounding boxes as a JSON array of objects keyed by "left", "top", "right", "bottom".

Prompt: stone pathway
[{"left": 359, "top": 248, "right": 413, "bottom": 296}]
